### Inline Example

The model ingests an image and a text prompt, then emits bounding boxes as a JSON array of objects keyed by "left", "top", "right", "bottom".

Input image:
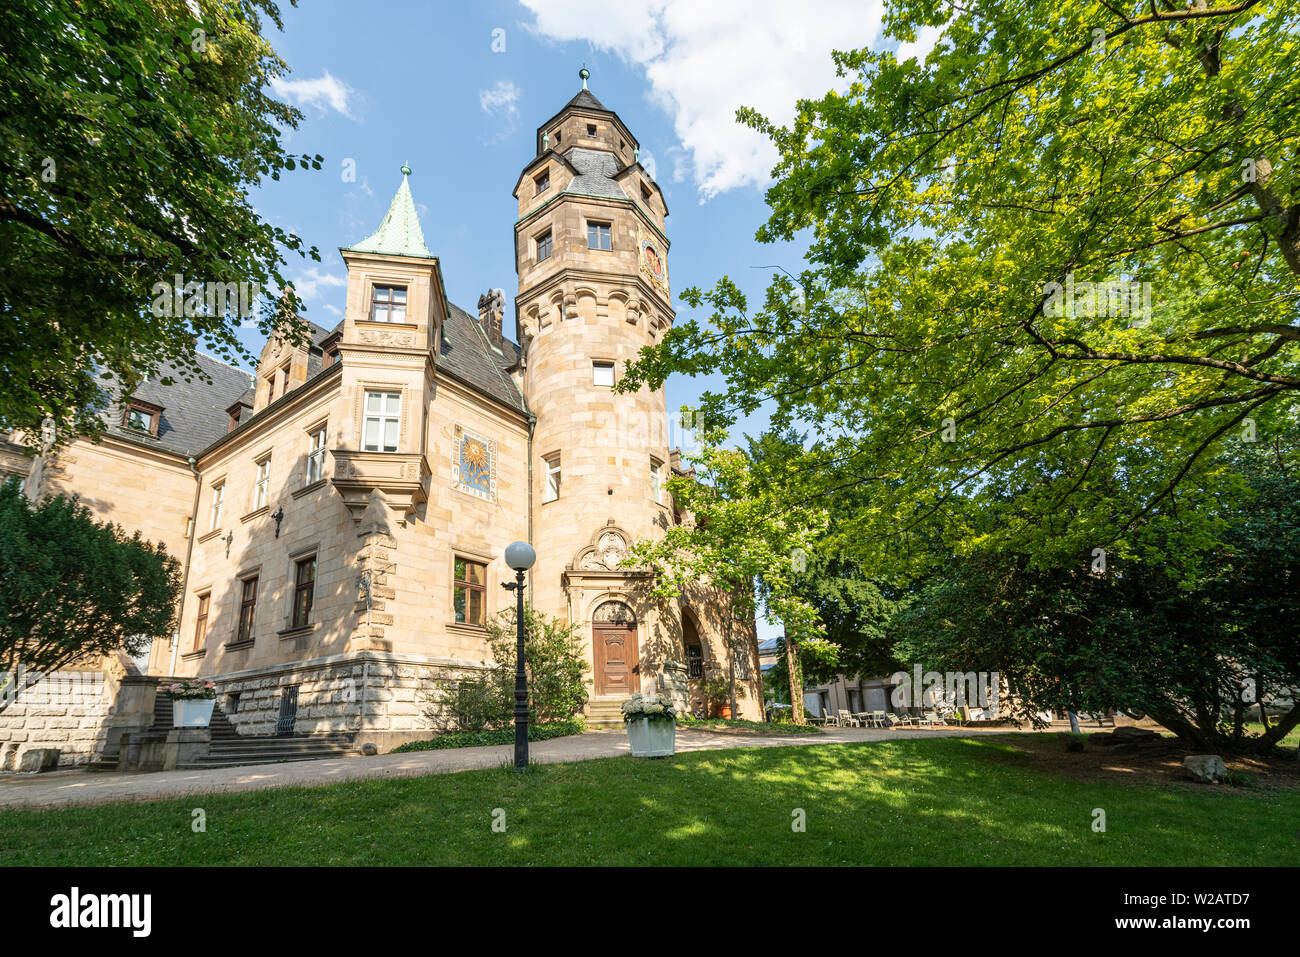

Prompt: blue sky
[{"left": 241, "top": 0, "right": 931, "bottom": 638}]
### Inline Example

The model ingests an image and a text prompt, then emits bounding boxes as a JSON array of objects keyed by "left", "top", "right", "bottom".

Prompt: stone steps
[{"left": 586, "top": 697, "right": 626, "bottom": 729}]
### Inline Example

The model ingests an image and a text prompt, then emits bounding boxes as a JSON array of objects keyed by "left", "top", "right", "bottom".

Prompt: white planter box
[
  {"left": 626, "top": 717, "right": 676, "bottom": 757},
  {"left": 172, "top": 698, "right": 216, "bottom": 728}
]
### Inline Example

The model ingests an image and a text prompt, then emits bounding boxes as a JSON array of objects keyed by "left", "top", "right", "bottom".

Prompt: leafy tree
[
  {"left": 891, "top": 436, "right": 1300, "bottom": 754},
  {"left": 487, "top": 607, "right": 590, "bottom": 724},
  {"left": 0, "top": 0, "right": 322, "bottom": 443},
  {"left": 622, "top": 0, "right": 1300, "bottom": 572},
  {"left": 0, "top": 481, "right": 180, "bottom": 711}
]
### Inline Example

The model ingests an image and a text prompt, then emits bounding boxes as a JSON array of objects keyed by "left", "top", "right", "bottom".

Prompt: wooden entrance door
[{"left": 593, "top": 602, "right": 639, "bottom": 697}]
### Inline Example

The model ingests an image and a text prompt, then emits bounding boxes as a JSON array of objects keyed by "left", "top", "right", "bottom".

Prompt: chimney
[{"left": 478, "top": 288, "right": 504, "bottom": 348}]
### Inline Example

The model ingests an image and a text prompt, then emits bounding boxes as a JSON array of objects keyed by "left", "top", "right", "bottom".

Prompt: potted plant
[
  {"left": 703, "top": 675, "right": 744, "bottom": 719},
  {"left": 620, "top": 692, "right": 676, "bottom": 757},
  {"left": 164, "top": 679, "right": 218, "bottom": 727}
]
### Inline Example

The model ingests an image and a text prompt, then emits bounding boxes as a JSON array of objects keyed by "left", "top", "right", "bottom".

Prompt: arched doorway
[{"left": 592, "top": 601, "right": 639, "bottom": 697}]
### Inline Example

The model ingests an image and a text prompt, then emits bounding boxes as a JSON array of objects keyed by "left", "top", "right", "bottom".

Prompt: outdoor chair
[
  {"left": 917, "top": 711, "right": 942, "bottom": 728},
  {"left": 865, "top": 710, "right": 888, "bottom": 728},
  {"left": 888, "top": 712, "right": 914, "bottom": 728},
  {"left": 838, "top": 709, "right": 861, "bottom": 728}
]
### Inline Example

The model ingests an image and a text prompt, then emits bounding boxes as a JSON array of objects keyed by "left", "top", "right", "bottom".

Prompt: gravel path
[{"left": 0, "top": 725, "right": 995, "bottom": 810}]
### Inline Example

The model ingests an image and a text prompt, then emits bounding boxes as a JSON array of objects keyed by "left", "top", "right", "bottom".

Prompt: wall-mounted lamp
[
  {"left": 271, "top": 506, "right": 285, "bottom": 537},
  {"left": 223, "top": 530, "right": 234, "bottom": 558}
]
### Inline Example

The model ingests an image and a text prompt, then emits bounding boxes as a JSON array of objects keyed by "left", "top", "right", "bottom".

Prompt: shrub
[{"left": 390, "top": 718, "right": 586, "bottom": 753}]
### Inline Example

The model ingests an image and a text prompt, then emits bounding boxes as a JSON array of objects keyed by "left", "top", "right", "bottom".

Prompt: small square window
[
  {"left": 535, "top": 170, "right": 550, "bottom": 194},
  {"left": 586, "top": 124, "right": 597, "bottom": 136},
  {"left": 587, "top": 222, "right": 612, "bottom": 251},
  {"left": 536, "top": 230, "right": 553, "bottom": 262},
  {"left": 127, "top": 407, "right": 152, "bottom": 432},
  {"left": 370, "top": 285, "right": 407, "bottom": 323},
  {"left": 593, "top": 361, "right": 615, "bottom": 387}
]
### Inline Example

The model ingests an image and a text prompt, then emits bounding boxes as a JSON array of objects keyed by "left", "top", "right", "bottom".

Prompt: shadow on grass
[{"left": 1, "top": 737, "right": 1295, "bottom": 866}]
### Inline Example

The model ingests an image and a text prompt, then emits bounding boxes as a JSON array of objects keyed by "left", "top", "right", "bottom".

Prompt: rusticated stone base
[{"left": 212, "top": 650, "right": 499, "bottom": 737}]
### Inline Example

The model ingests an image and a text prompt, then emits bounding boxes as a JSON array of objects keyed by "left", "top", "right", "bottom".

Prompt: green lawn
[{"left": 2, "top": 736, "right": 1296, "bottom": 866}]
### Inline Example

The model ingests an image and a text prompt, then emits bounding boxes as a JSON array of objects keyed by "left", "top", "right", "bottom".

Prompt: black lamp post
[{"left": 502, "top": 541, "right": 536, "bottom": 771}]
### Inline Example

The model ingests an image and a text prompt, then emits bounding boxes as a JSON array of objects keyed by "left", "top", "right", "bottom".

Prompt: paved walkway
[{"left": 0, "top": 725, "right": 1003, "bottom": 810}]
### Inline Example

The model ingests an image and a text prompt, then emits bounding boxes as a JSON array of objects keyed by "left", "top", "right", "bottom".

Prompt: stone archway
[{"left": 592, "top": 600, "right": 639, "bottom": 697}]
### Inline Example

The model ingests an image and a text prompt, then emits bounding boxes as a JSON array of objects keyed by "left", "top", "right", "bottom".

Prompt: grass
[
  {"left": 2, "top": 736, "right": 1296, "bottom": 866},
  {"left": 1244, "top": 721, "right": 1300, "bottom": 749},
  {"left": 676, "top": 715, "right": 822, "bottom": 736},
  {"left": 390, "top": 719, "right": 584, "bottom": 753}
]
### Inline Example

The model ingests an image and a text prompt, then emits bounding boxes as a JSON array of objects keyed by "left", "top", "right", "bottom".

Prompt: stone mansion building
[{"left": 1, "top": 81, "right": 762, "bottom": 764}]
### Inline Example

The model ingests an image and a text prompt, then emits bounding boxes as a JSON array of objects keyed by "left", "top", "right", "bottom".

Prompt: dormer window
[
  {"left": 370, "top": 285, "right": 407, "bottom": 323},
  {"left": 321, "top": 344, "right": 339, "bottom": 369},
  {"left": 641, "top": 182, "right": 652, "bottom": 203},
  {"left": 534, "top": 170, "right": 550, "bottom": 195},
  {"left": 228, "top": 407, "right": 242, "bottom": 432},
  {"left": 586, "top": 123, "right": 597, "bottom": 136},
  {"left": 122, "top": 400, "right": 161, "bottom": 436}
]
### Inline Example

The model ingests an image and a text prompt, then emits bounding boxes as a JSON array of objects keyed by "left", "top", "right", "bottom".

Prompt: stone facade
[{"left": 1, "top": 79, "right": 763, "bottom": 767}]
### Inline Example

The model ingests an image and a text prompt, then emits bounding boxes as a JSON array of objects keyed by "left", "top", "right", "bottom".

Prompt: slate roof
[
  {"left": 440, "top": 303, "right": 525, "bottom": 413},
  {"left": 565, "top": 88, "right": 608, "bottom": 112},
  {"left": 106, "top": 353, "right": 253, "bottom": 457},
  {"left": 562, "top": 147, "right": 631, "bottom": 201}
]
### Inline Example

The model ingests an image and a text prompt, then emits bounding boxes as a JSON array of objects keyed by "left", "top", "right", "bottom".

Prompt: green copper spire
[
  {"left": 579, "top": 66, "right": 589, "bottom": 90},
  {"left": 345, "top": 165, "right": 432, "bottom": 259}
]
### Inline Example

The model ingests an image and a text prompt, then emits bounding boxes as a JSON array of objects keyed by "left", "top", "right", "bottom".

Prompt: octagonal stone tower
[{"left": 513, "top": 73, "right": 677, "bottom": 704}]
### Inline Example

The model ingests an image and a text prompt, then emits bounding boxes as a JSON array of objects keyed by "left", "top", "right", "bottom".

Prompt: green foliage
[
  {"left": 389, "top": 719, "right": 586, "bottom": 754},
  {"left": 891, "top": 436, "right": 1300, "bottom": 754},
  {"left": 0, "top": 0, "right": 323, "bottom": 441},
  {"left": 487, "top": 607, "right": 590, "bottom": 724},
  {"left": 423, "top": 608, "right": 590, "bottom": 732},
  {"left": 0, "top": 481, "right": 180, "bottom": 708},
  {"left": 621, "top": 0, "right": 1300, "bottom": 577}
]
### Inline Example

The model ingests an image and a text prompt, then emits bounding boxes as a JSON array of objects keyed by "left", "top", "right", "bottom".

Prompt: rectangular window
[
  {"left": 209, "top": 483, "right": 224, "bottom": 531},
  {"left": 586, "top": 123, "right": 597, "bottom": 136},
  {"left": 686, "top": 643, "right": 703, "bottom": 679},
  {"left": 362, "top": 391, "right": 401, "bottom": 453},
  {"left": 292, "top": 556, "right": 316, "bottom": 629},
  {"left": 266, "top": 374, "right": 277, "bottom": 403},
  {"left": 641, "top": 182, "right": 652, "bottom": 202},
  {"left": 587, "top": 221, "right": 612, "bottom": 250},
  {"left": 237, "top": 576, "right": 258, "bottom": 643},
  {"left": 534, "top": 170, "right": 549, "bottom": 194},
  {"left": 593, "top": 361, "right": 615, "bottom": 387},
  {"left": 370, "top": 285, "right": 407, "bottom": 323},
  {"left": 453, "top": 557, "right": 486, "bottom": 626},
  {"left": 254, "top": 456, "right": 271, "bottom": 510},
  {"left": 536, "top": 230, "right": 553, "bottom": 262},
  {"left": 306, "top": 425, "right": 328, "bottom": 483},
  {"left": 651, "top": 460, "right": 663, "bottom": 505},
  {"left": 126, "top": 407, "right": 153, "bottom": 433},
  {"left": 193, "top": 593, "right": 210, "bottom": 651},
  {"left": 543, "top": 455, "right": 561, "bottom": 503}
]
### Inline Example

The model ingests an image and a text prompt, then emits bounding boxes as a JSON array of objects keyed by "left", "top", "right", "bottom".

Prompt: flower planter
[
  {"left": 172, "top": 698, "right": 216, "bottom": 728},
  {"left": 626, "top": 717, "right": 676, "bottom": 758}
]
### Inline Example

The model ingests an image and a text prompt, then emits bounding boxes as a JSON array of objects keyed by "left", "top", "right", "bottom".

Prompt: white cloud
[
  {"left": 270, "top": 71, "right": 355, "bottom": 119},
  {"left": 521, "top": 0, "right": 884, "bottom": 200},
  {"left": 322, "top": 303, "right": 342, "bottom": 317},
  {"left": 480, "top": 79, "right": 522, "bottom": 119},
  {"left": 638, "top": 148, "right": 658, "bottom": 180},
  {"left": 896, "top": 24, "right": 943, "bottom": 64},
  {"left": 290, "top": 266, "right": 347, "bottom": 302}
]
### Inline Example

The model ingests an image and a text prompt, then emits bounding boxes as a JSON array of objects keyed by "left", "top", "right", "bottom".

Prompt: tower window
[
  {"left": 253, "top": 455, "right": 271, "bottom": 510},
  {"left": 651, "top": 459, "right": 663, "bottom": 505},
  {"left": 292, "top": 555, "right": 316, "bottom": 629},
  {"left": 237, "top": 575, "right": 258, "bottom": 643},
  {"left": 587, "top": 222, "right": 612, "bottom": 251},
  {"left": 593, "top": 361, "right": 615, "bottom": 387},
  {"left": 370, "top": 285, "right": 407, "bottom": 323},
  {"left": 536, "top": 230, "right": 553, "bottom": 262},
  {"left": 209, "top": 482, "right": 225, "bottom": 531},
  {"left": 543, "top": 454, "right": 561, "bottom": 503},
  {"left": 534, "top": 170, "right": 550, "bottom": 195},
  {"left": 363, "top": 391, "right": 401, "bottom": 453},
  {"left": 586, "top": 123, "right": 597, "bottom": 136},
  {"left": 306, "top": 424, "right": 328, "bottom": 484},
  {"left": 453, "top": 557, "right": 487, "bottom": 626},
  {"left": 554, "top": 129, "right": 561, "bottom": 143},
  {"left": 641, "top": 182, "right": 652, "bottom": 202}
]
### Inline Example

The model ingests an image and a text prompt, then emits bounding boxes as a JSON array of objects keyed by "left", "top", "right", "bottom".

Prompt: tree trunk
[{"left": 784, "top": 634, "right": 805, "bottom": 726}]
